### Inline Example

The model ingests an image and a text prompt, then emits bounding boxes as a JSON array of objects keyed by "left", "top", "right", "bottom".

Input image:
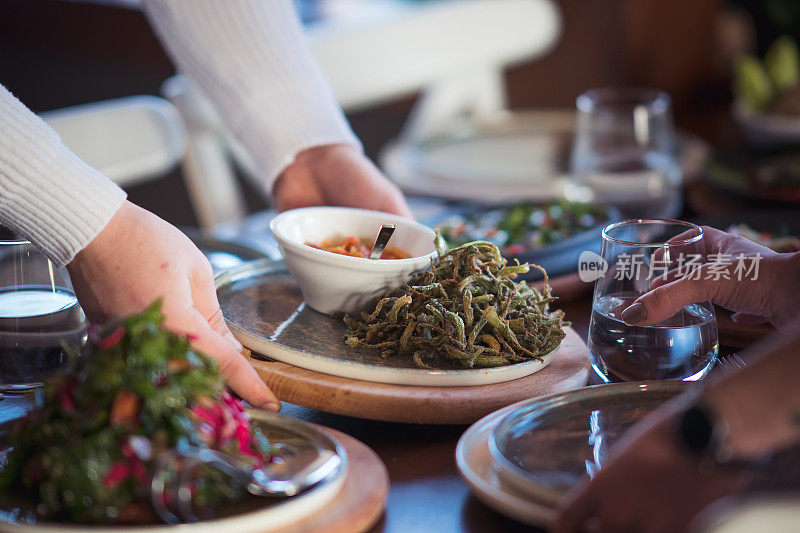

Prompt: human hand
[
  {"left": 67, "top": 201, "right": 279, "bottom": 410},
  {"left": 552, "top": 407, "right": 743, "bottom": 533},
  {"left": 272, "top": 144, "right": 412, "bottom": 218},
  {"left": 620, "top": 226, "right": 800, "bottom": 333}
]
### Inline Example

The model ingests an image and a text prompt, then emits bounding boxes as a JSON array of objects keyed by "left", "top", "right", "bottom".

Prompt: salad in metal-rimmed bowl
[{"left": 0, "top": 302, "right": 345, "bottom": 531}]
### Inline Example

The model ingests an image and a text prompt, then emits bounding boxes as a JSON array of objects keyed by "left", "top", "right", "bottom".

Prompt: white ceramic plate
[
  {"left": 455, "top": 401, "right": 557, "bottom": 527},
  {"left": 215, "top": 260, "right": 559, "bottom": 387},
  {"left": 695, "top": 497, "right": 800, "bottom": 533},
  {"left": 381, "top": 110, "right": 710, "bottom": 202}
]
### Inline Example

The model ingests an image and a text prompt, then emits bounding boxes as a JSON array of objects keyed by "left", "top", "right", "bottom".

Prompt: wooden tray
[
  {"left": 248, "top": 327, "right": 588, "bottom": 424},
  {"left": 278, "top": 428, "right": 388, "bottom": 533}
]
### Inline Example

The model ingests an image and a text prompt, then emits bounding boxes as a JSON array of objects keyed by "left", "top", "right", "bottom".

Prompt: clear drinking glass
[
  {"left": 587, "top": 219, "right": 718, "bottom": 382},
  {"left": 567, "top": 88, "right": 682, "bottom": 219},
  {"left": 0, "top": 227, "right": 86, "bottom": 391}
]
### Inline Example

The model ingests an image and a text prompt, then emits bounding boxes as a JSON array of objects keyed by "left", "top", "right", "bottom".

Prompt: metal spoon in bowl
[{"left": 369, "top": 224, "right": 396, "bottom": 259}]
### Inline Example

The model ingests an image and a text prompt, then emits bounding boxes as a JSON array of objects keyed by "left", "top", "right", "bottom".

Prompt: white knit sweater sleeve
[
  {"left": 0, "top": 85, "right": 126, "bottom": 266},
  {"left": 142, "top": 0, "right": 362, "bottom": 192}
]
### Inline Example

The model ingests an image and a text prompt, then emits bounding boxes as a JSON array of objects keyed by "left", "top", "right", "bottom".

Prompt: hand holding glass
[{"left": 588, "top": 220, "right": 718, "bottom": 382}]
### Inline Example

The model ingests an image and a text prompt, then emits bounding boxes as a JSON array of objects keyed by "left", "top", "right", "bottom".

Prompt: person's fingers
[
  {"left": 272, "top": 165, "right": 326, "bottom": 212},
  {"left": 648, "top": 266, "right": 685, "bottom": 290},
  {"left": 654, "top": 224, "right": 753, "bottom": 258},
  {"left": 620, "top": 267, "right": 720, "bottom": 326},
  {"left": 698, "top": 225, "right": 727, "bottom": 253},
  {"left": 379, "top": 192, "right": 413, "bottom": 219},
  {"left": 731, "top": 312, "right": 769, "bottom": 326},
  {"left": 188, "top": 257, "right": 221, "bottom": 315},
  {"left": 650, "top": 227, "right": 706, "bottom": 266},
  {"left": 169, "top": 310, "right": 280, "bottom": 411}
]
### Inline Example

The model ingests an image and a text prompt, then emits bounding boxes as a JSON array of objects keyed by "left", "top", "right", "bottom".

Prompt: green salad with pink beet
[{"left": 0, "top": 302, "right": 278, "bottom": 524}]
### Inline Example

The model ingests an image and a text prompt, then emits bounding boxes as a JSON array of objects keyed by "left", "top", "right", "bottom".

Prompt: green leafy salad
[{"left": 0, "top": 302, "right": 277, "bottom": 524}]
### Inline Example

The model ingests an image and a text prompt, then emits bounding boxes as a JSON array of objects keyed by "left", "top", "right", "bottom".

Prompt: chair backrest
[
  {"left": 307, "top": 0, "right": 561, "bottom": 112},
  {"left": 41, "top": 95, "right": 186, "bottom": 187}
]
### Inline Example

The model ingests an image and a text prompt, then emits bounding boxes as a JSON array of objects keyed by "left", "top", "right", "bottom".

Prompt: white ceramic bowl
[{"left": 270, "top": 207, "right": 437, "bottom": 315}]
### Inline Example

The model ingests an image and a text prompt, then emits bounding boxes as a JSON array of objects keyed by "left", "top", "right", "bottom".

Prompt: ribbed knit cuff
[
  {"left": 0, "top": 85, "right": 127, "bottom": 266},
  {"left": 230, "top": 82, "right": 362, "bottom": 192}
]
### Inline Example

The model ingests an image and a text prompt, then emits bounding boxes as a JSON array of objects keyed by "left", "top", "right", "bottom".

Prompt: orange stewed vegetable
[{"left": 306, "top": 235, "right": 411, "bottom": 259}]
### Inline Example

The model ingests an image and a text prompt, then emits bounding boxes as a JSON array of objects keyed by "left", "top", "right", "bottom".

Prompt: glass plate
[{"left": 488, "top": 381, "right": 688, "bottom": 506}]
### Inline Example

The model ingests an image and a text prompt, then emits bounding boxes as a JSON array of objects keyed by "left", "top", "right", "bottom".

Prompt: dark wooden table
[
  {"left": 279, "top": 296, "right": 743, "bottom": 533},
  {"left": 0, "top": 296, "right": 744, "bottom": 533}
]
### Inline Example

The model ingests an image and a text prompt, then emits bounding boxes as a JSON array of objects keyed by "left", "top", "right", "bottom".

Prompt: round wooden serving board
[
  {"left": 249, "top": 327, "right": 588, "bottom": 424},
  {"left": 276, "top": 428, "right": 388, "bottom": 533}
]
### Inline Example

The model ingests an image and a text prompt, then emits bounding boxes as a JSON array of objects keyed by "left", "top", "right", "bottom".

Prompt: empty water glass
[
  {"left": 0, "top": 227, "right": 86, "bottom": 391},
  {"left": 568, "top": 88, "right": 682, "bottom": 219}
]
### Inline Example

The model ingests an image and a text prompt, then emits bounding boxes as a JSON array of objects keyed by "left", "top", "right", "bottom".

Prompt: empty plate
[
  {"left": 382, "top": 110, "right": 710, "bottom": 203},
  {"left": 489, "top": 381, "right": 688, "bottom": 506}
]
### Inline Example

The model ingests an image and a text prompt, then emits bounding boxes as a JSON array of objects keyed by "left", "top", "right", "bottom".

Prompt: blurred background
[{"left": 1, "top": 0, "right": 799, "bottom": 228}]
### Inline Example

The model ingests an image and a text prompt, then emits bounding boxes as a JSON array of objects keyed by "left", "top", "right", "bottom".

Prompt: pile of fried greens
[
  {"left": 343, "top": 239, "right": 567, "bottom": 369},
  {"left": 0, "top": 302, "right": 277, "bottom": 524}
]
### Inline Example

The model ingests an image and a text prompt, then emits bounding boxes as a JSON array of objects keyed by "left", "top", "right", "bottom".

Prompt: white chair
[
  {"left": 41, "top": 95, "right": 186, "bottom": 188},
  {"left": 161, "top": 0, "right": 562, "bottom": 230}
]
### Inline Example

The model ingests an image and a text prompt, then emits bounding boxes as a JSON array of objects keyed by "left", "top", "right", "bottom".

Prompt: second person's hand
[
  {"left": 272, "top": 144, "right": 413, "bottom": 218},
  {"left": 620, "top": 226, "right": 800, "bottom": 333},
  {"left": 67, "top": 201, "right": 280, "bottom": 411}
]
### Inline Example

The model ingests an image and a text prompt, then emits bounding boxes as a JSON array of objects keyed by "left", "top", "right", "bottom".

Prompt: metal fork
[
  {"left": 150, "top": 444, "right": 341, "bottom": 524},
  {"left": 716, "top": 353, "right": 747, "bottom": 376}
]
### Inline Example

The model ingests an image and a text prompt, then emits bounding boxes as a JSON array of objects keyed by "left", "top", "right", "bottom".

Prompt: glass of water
[
  {"left": 567, "top": 88, "right": 682, "bottom": 219},
  {"left": 0, "top": 226, "right": 86, "bottom": 391},
  {"left": 588, "top": 219, "right": 718, "bottom": 382}
]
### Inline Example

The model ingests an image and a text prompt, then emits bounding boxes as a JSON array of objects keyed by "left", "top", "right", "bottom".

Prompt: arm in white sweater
[
  {"left": 0, "top": 85, "right": 126, "bottom": 266},
  {"left": 0, "top": 1, "right": 360, "bottom": 266},
  {"left": 142, "top": 0, "right": 362, "bottom": 193}
]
